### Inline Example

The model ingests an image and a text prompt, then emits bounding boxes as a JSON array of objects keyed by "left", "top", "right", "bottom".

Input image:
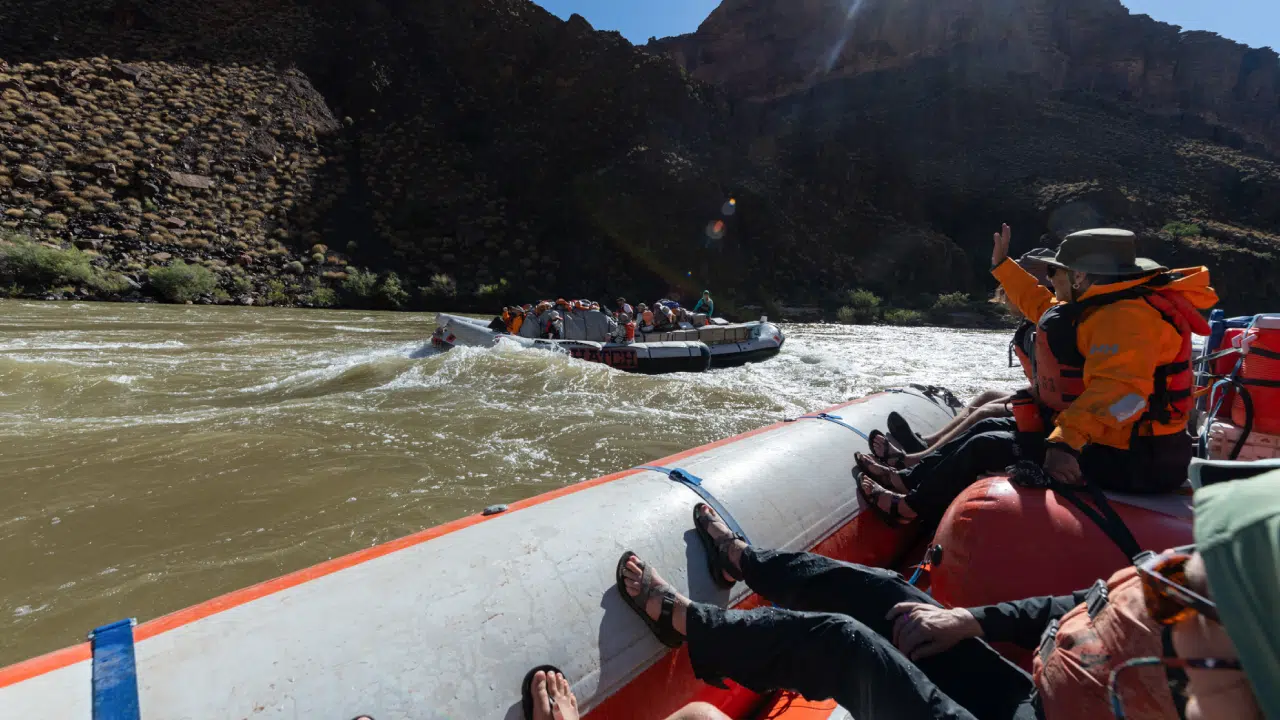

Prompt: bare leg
[
  {"left": 921, "top": 390, "right": 1009, "bottom": 444},
  {"left": 910, "top": 397, "right": 1013, "bottom": 460},
  {"left": 665, "top": 702, "right": 732, "bottom": 720}
]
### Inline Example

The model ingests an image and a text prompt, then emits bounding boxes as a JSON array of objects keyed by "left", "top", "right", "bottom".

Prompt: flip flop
[
  {"left": 854, "top": 469, "right": 915, "bottom": 527},
  {"left": 615, "top": 551, "right": 684, "bottom": 648},
  {"left": 868, "top": 429, "right": 907, "bottom": 470},
  {"left": 693, "top": 503, "right": 746, "bottom": 589},
  {"left": 522, "top": 665, "right": 564, "bottom": 720},
  {"left": 887, "top": 412, "right": 928, "bottom": 453}
]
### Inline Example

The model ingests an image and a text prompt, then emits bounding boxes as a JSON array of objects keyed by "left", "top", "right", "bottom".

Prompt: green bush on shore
[
  {"left": 341, "top": 269, "right": 379, "bottom": 300},
  {"left": 423, "top": 273, "right": 457, "bottom": 299},
  {"left": 306, "top": 286, "right": 337, "bottom": 307},
  {"left": 1162, "top": 221, "right": 1203, "bottom": 238},
  {"left": 837, "top": 288, "right": 883, "bottom": 324},
  {"left": 0, "top": 234, "right": 131, "bottom": 295},
  {"left": 833, "top": 287, "right": 1012, "bottom": 328},
  {"left": 883, "top": 308, "right": 927, "bottom": 325},
  {"left": 147, "top": 260, "right": 218, "bottom": 303},
  {"left": 377, "top": 272, "right": 409, "bottom": 309}
]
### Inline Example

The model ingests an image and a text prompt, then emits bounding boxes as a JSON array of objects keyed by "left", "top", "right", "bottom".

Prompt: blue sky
[{"left": 533, "top": 0, "right": 1275, "bottom": 50}]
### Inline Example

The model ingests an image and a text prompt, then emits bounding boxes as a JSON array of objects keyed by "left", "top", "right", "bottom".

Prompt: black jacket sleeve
[{"left": 966, "top": 588, "right": 1091, "bottom": 650}]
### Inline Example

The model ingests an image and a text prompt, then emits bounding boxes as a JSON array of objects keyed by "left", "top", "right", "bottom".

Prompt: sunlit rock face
[{"left": 650, "top": 0, "right": 1280, "bottom": 154}]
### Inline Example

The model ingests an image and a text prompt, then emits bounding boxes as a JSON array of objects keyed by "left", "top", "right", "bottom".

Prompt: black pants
[
  {"left": 686, "top": 549, "right": 1039, "bottom": 720},
  {"left": 898, "top": 417, "right": 1044, "bottom": 523},
  {"left": 1079, "top": 431, "right": 1192, "bottom": 494}
]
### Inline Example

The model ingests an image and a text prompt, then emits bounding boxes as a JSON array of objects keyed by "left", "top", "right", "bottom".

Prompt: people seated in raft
[
  {"left": 855, "top": 226, "right": 1218, "bottom": 526},
  {"left": 489, "top": 308, "right": 513, "bottom": 333},
  {"left": 611, "top": 313, "right": 636, "bottom": 344},
  {"left": 870, "top": 248, "right": 1057, "bottom": 469},
  {"left": 617, "top": 297, "right": 634, "bottom": 318},
  {"left": 638, "top": 304, "right": 655, "bottom": 331},
  {"left": 615, "top": 474, "right": 1279, "bottom": 720},
  {"left": 523, "top": 669, "right": 731, "bottom": 720},
  {"left": 692, "top": 290, "right": 715, "bottom": 318},
  {"left": 544, "top": 310, "right": 564, "bottom": 340}
]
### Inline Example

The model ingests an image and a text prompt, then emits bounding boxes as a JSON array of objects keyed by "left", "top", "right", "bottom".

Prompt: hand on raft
[
  {"left": 1043, "top": 446, "right": 1084, "bottom": 485},
  {"left": 886, "top": 602, "right": 982, "bottom": 661}
]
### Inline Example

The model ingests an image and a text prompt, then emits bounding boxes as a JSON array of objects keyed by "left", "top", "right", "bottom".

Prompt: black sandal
[
  {"left": 854, "top": 469, "right": 915, "bottom": 527},
  {"left": 615, "top": 551, "right": 684, "bottom": 648},
  {"left": 693, "top": 503, "right": 746, "bottom": 589},
  {"left": 854, "top": 452, "right": 912, "bottom": 494},
  {"left": 888, "top": 412, "right": 928, "bottom": 453},
  {"left": 522, "top": 665, "right": 564, "bottom": 720},
  {"left": 868, "top": 429, "right": 907, "bottom": 470}
]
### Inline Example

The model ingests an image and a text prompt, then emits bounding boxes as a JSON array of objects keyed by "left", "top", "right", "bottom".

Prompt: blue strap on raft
[
  {"left": 90, "top": 618, "right": 141, "bottom": 720},
  {"left": 796, "top": 412, "right": 870, "bottom": 441},
  {"left": 634, "top": 465, "right": 752, "bottom": 545}
]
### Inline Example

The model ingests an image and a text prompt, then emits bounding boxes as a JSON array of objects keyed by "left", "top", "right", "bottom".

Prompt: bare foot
[
  {"left": 622, "top": 554, "right": 690, "bottom": 637},
  {"left": 531, "top": 669, "right": 580, "bottom": 720},
  {"left": 696, "top": 504, "right": 747, "bottom": 584}
]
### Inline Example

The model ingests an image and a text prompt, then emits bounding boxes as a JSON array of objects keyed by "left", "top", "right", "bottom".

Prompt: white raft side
[
  {"left": 437, "top": 312, "right": 505, "bottom": 347},
  {"left": 0, "top": 391, "right": 954, "bottom": 720}
]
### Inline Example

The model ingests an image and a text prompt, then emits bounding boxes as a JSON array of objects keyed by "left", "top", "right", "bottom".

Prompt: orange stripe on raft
[{"left": 0, "top": 394, "right": 879, "bottom": 689}]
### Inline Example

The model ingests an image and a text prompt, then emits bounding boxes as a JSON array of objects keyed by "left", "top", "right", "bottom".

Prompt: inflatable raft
[
  {"left": 431, "top": 313, "right": 784, "bottom": 374},
  {"left": 3, "top": 381, "right": 1271, "bottom": 718},
  {"left": 0, "top": 387, "right": 957, "bottom": 719}
]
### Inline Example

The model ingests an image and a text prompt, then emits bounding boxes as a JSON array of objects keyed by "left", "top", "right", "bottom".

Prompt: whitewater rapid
[{"left": 0, "top": 300, "right": 1022, "bottom": 665}]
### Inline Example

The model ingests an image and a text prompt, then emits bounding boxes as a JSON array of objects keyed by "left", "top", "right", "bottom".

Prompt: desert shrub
[
  {"left": 0, "top": 234, "right": 129, "bottom": 294},
  {"left": 932, "top": 292, "right": 971, "bottom": 312},
  {"left": 377, "top": 272, "right": 409, "bottom": 309},
  {"left": 229, "top": 275, "right": 253, "bottom": 294},
  {"left": 477, "top": 278, "right": 509, "bottom": 297},
  {"left": 839, "top": 288, "right": 882, "bottom": 323},
  {"left": 1162, "top": 221, "right": 1203, "bottom": 238},
  {"left": 265, "top": 280, "right": 290, "bottom": 306},
  {"left": 306, "top": 286, "right": 337, "bottom": 307},
  {"left": 883, "top": 308, "right": 927, "bottom": 326},
  {"left": 342, "top": 268, "right": 378, "bottom": 300},
  {"left": 148, "top": 260, "right": 217, "bottom": 302},
  {"left": 423, "top": 273, "right": 456, "bottom": 299}
]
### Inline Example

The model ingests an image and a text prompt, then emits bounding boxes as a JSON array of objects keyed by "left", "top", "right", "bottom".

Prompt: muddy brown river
[{"left": 0, "top": 300, "right": 1022, "bottom": 666}]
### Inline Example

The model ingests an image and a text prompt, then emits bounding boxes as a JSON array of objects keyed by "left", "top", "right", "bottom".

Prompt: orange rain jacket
[{"left": 993, "top": 259, "right": 1219, "bottom": 451}]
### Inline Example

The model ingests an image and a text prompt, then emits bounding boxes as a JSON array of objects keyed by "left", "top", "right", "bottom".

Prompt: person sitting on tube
[
  {"left": 855, "top": 225, "right": 1217, "bottom": 527},
  {"left": 611, "top": 472, "right": 1280, "bottom": 720},
  {"left": 868, "top": 249, "right": 1056, "bottom": 471}
]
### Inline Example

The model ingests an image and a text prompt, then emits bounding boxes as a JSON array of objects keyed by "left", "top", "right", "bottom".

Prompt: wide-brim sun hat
[{"left": 1043, "top": 228, "right": 1166, "bottom": 276}]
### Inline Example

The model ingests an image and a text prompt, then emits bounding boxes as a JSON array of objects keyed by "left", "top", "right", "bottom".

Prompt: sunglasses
[
  {"left": 1045, "top": 264, "right": 1060, "bottom": 279},
  {"left": 1107, "top": 548, "right": 1244, "bottom": 719},
  {"left": 1138, "top": 548, "right": 1220, "bottom": 625}
]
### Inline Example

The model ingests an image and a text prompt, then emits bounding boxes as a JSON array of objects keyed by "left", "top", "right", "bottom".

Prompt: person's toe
[{"left": 532, "top": 670, "right": 551, "bottom": 720}]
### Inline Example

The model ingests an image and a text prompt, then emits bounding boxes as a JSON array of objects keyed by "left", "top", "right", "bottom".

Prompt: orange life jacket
[
  {"left": 1009, "top": 320, "right": 1036, "bottom": 384},
  {"left": 509, "top": 313, "right": 524, "bottom": 335},
  {"left": 1033, "top": 567, "right": 1178, "bottom": 720},
  {"left": 624, "top": 322, "right": 636, "bottom": 342},
  {"left": 1033, "top": 283, "right": 1202, "bottom": 433}
]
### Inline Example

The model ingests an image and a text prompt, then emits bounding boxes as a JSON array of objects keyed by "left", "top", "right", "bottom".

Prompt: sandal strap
[{"left": 659, "top": 593, "right": 675, "bottom": 628}]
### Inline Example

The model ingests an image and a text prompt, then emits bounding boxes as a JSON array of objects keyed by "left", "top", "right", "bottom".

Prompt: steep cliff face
[
  {"left": 648, "top": 0, "right": 1280, "bottom": 311},
  {"left": 1, "top": 0, "right": 1277, "bottom": 312},
  {"left": 653, "top": 0, "right": 1280, "bottom": 155}
]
